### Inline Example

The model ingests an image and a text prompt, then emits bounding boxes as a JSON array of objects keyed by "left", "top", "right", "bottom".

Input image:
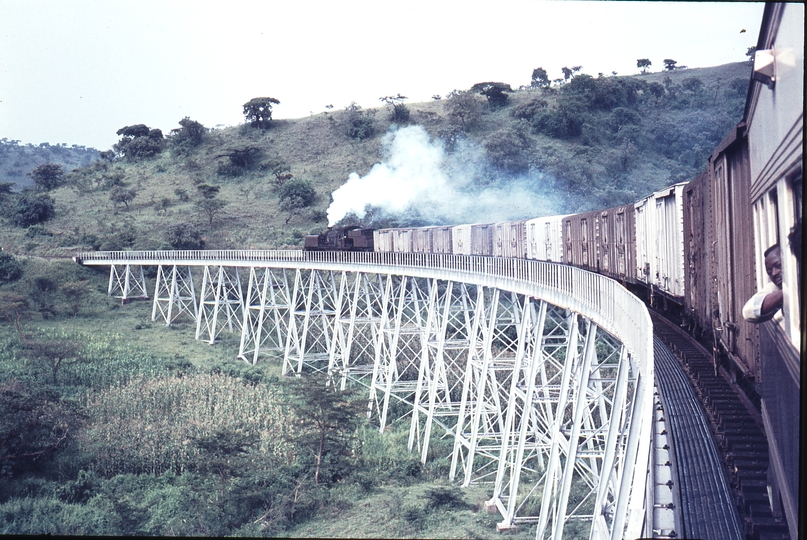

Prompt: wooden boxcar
[
  {"left": 452, "top": 224, "right": 472, "bottom": 255},
  {"left": 470, "top": 223, "right": 495, "bottom": 256},
  {"left": 411, "top": 227, "right": 432, "bottom": 253},
  {"left": 493, "top": 221, "right": 526, "bottom": 259},
  {"left": 373, "top": 229, "right": 394, "bottom": 252},
  {"left": 430, "top": 226, "right": 453, "bottom": 254}
]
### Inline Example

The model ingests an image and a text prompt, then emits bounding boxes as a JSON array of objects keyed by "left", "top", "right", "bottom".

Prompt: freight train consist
[{"left": 307, "top": 4, "right": 802, "bottom": 535}]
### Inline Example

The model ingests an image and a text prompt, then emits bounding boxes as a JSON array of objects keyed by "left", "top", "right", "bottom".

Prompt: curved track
[{"left": 652, "top": 313, "right": 791, "bottom": 540}]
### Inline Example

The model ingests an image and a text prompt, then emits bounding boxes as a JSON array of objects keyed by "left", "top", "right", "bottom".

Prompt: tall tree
[
  {"left": 243, "top": 97, "right": 280, "bottom": 128},
  {"left": 637, "top": 58, "right": 652, "bottom": 73},
  {"left": 283, "top": 375, "right": 363, "bottom": 485},
  {"left": 28, "top": 163, "right": 64, "bottom": 191},
  {"left": 470, "top": 82, "right": 514, "bottom": 108},
  {"left": 531, "top": 67, "right": 550, "bottom": 89},
  {"left": 663, "top": 58, "right": 678, "bottom": 71}
]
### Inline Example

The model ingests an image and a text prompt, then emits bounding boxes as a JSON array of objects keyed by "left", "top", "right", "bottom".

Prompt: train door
[
  {"left": 581, "top": 218, "right": 589, "bottom": 267},
  {"left": 544, "top": 222, "right": 552, "bottom": 261},
  {"left": 564, "top": 219, "right": 573, "bottom": 264},
  {"left": 712, "top": 157, "right": 735, "bottom": 352},
  {"left": 615, "top": 210, "right": 626, "bottom": 276}
]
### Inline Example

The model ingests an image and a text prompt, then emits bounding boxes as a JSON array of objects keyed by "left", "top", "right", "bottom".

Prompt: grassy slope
[{"left": 0, "top": 62, "right": 750, "bottom": 258}]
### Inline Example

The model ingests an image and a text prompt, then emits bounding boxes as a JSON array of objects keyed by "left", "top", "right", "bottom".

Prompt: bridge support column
[
  {"left": 108, "top": 264, "right": 148, "bottom": 301},
  {"left": 284, "top": 269, "right": 339, "bottom": 376},
  {"left": 151, "top": 265, "right": 197, "bottom": 325},
  {"left": 196, "top": 265, "right": 244, "bottom": 344},
  {"left": 238, "top": 267, "right": 291, "bottom": 365}
]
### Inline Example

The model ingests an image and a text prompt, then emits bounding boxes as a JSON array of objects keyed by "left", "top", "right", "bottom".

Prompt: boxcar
[
  {"left": 682, "top": 172, "right": 712, "bottom": 337},
  {"left": 430, "top": 226, "right": 453, "bottom": 254},
  {"left": 411, "top": 227, "right": 432, "bottom": 253},
  {"left": 562, "top": 211, "right": 597, "bottom": 271},
  {"left": 493, "top": 221, "right": 526, "bottom": 259},
  {"left": 391, "top": 228, "right": 413, "bottom": 253},
  {"left": 470, "top": 223, "right": 495, "bottom": 256},
  {"left": 634, "top": 183, "right": 686, "bottom": 300},
  {"left": 452, "top": 224, "right": 472, "bottom": 255},
  {"left": 525, "top": 215, "right": 566, "bottom": 262},
  {"left": 373, "top": 229, "right": 394, "bottom": 252}
]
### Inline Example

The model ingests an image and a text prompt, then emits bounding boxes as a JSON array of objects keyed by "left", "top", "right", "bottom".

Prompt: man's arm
[{"left": 742, "top": 282, "right": 782, "bottom": 323}]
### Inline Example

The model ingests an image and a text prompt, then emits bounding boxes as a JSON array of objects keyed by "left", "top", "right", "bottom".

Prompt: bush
[
  {"left": 511, "top": 98, "right": 548, "bottom": 121},
  {"left": 11, "top": 191, "right": 55, "bottom": 227},
  {"left": 0, "top": 252, "right": 23, "bottom": 284},
  {"left": 483, "top": 123, "right": 534, "bottom": 174},
  {"left": 279, "top": 179, "right": 316, "bottom": 207},
  {"left": 165, "top": 223, "right": 205, "bottom": 250},
  {"left": 343, "top": 103, "right": 375, "bottom": 141}
]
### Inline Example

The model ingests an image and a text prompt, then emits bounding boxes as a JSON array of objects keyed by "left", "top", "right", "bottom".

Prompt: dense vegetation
[
  {"left": 0, "top": 61, "right": 751, "bottom": 537},
  {"left": 0, "top": 140, "right": 98, "bottom": 190}
]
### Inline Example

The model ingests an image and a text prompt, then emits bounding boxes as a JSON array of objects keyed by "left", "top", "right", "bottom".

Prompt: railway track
[{"left": 652, "top": 312, "right": 790, "bottom": 540}]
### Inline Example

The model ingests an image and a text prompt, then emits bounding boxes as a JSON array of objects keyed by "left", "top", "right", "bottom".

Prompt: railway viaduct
[{"left": 77, "top": 249, "right": 669, "bottom": 539}]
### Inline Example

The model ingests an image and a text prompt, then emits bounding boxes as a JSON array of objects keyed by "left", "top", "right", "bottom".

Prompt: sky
[{"left": 0, "top": 0, "right": 764, "bottom": 151}]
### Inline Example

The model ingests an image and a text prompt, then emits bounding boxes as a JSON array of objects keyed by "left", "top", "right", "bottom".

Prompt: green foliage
[
  {"left": 637, "top": 58, "right": 652, "bottom": 72},
  {"left": 342, "top": 103, "right": 375, "bottom": 141},
  {"left": 109, "top": 185, "right": 137, "bottom": 209},
  {"left": 380, "top": 94, "right": 410, "bottom": 123},
  {"left": 531, "top": 67, "right": 550, "bottom": 88},
  {"left": 165, "top": 223, "right": 205, "bottom": 250},
  {"left": 484, "top": 122, "right": 534, "bottom": 174},
  {"left": 663, "top": 58, "right": 677, "bottom": 71},
  {"left": 279, "top": 178, "right": 316, "bottom": 207},
  {"left": 511, "top": 98, "right": 548, "bottom": 121},
  {"left": 10, "top": 191, "right": 55, "bottom": 227},
  {"left": 216, "top": 146, "right": 262, "bottom": 176},
  {"left": 196, "top": 183, "right": 220, "bottom": 199},
  {"left": 195, "top": 197, "right": 227, "bottom": 228},
  {"left": 0, "top": 379, "right": 83, "bottom": 476},
  {"left": 28, "top": 163, "right": 65, "bottom": 191},
  {"left": 445, "top": 89, "right": 484, "bottom": 130},
  {"left": 243, "top": 96, "right": 280, "bottom": 128},
  {"left": 169, "top": 117, "right": 206, "bottom": 154},
  {"left": 470, "top": 81, "right": 514, "bottom": 108},
  {"left": 0, "top": 253, "right": 22, "bottom": 285}
]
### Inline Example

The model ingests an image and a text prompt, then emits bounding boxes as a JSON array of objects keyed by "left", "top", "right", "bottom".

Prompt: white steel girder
[
  {"left": 151, "top": 265, "right": 197, "bottom": 325},
  {"left": 108, "top": 264, "right": 149, "bottom": 300},
  {"left": 238, "top": 267, "right": 292, "bottom": 365},
  {"left": 196, "top": 265, "right": 245, "bottom": 344}
]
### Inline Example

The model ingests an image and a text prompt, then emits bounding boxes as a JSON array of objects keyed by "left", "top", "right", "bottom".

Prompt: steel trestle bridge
[{"left": 76, "top": 250, "right": 656, "bottom": 539}]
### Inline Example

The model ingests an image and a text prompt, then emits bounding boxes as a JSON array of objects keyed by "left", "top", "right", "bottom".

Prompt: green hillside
[{"left": 0, "top": 62, "right": 750, "bottom": 258}]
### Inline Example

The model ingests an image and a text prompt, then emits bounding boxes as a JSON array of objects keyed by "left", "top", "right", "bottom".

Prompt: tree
[
  {"left": 113, "top": 124, "right": 164, "bottom": 160},
  {"left": 0, "top": 292, "right": 30, "bottom": 342},
  {"left": 195, "top": 198, "right": 227, "bottom": 228},
  {"left": 746, "top": 46, "right": 756, "bottom": 61},
  {"left": 109, "top": 185, "right": 137, "bottom": 209},
  {"left": 279, "top": 179, "right": 316, "bottom": 207},
  {"left": 637, "top": 58, "right": 652, "bottom": 73},
  {"left": 243, "top": 97, "right": 280, "bottom": 128},
  {"left": 24, "top": 338, "right": 84, "bottom": 385},
  {"left": 196, "top": 184, "right": 221, "bottom": 200},
  {"left": 511, "top": 98, "right": 548, "bottom": 121},
  {"left": 170, "top": 117, "right": 207, "bottom": 152},
  {"left": 60, "top": 280, "right": 93, "bottom": 317},
  {"left": 342, "top": 103, "right": 375, "bottom": 141},
  {"left": 283, "top": 375, "right": 364, "bottom": 485},
  {"left": 663, "top": 59, "right": 677, "bottom": 71},
  {"left": 561, "top": 66, "right": 573, "bottom": 81},
  {"left": 470, "top": 82, "right": 514, "bottom": 108},
  {"left": 165, "top": 222, "right": 206, "bottom": 250},
  {"left": 11, "top": 191, "right": 55, "bottom": 227},
  {"left": 0, "top": 379, "right": 81, "bottom": 474},
  {"left": 444, "top": 90, "right": 484, "bottom": 130},
  {"left": 682, "top": 77, "right": 704, "bottom": 94},
  {"left": 28, "top": 163, "right": 65, "bottom": 191},
  {"left": 379, "top": 94, "right": 410, "bottom": 123},
  {"left": 483, "top": 123, "right": 534, "bottom": 174},
  {"left": 531, "top": 67, "right": 550, "bottom": 89},
  {"left": 216, "top": 146, "right": 262, "bottom": 176},
  {"left": 0, "top": 252, "right": 23, "bottom": 285}
]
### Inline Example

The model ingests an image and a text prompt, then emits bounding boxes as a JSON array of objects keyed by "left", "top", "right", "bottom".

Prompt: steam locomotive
[{"left": 307, "top": 5, "right": 802, "bottom": 534}]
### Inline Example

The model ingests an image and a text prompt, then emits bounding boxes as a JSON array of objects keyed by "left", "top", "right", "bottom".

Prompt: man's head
[{"left": 764, "top": 244, "right": 782, "bottom": 288}]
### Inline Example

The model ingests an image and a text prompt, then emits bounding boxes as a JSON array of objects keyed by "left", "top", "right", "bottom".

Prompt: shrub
[
  {"left": 511, "top": 98, "right": 548, "bottom": 121},
  {"left": 483, "top": 123, "right": 534, "bottom": 174},
  {"left": 28, "top": 163, "right": 65, "bottom": 191},
  {"left": 343, "top": 103, "right": 375, "bottom": 141},
  {"left": 11, "top": 191, "right": 55, "bottom": 227},
  {"left": 279, "top": 179, "right": 316, "bottom": 207},
  {"left": 0, "top": 252, "right": 23, "bottom": 284},
  {"left": 165, "top": 223, "right": 205, "bottom": 250}
]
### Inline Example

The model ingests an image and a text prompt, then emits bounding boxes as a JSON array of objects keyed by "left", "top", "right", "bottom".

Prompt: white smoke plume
[{"left": 327, "top": 125, "right": 560, "bottom": 227}]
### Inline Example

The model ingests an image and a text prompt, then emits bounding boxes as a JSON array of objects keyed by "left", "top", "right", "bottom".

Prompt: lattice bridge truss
[{"left": 81, "top": 251, "right": 655, "bottom": 539}]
